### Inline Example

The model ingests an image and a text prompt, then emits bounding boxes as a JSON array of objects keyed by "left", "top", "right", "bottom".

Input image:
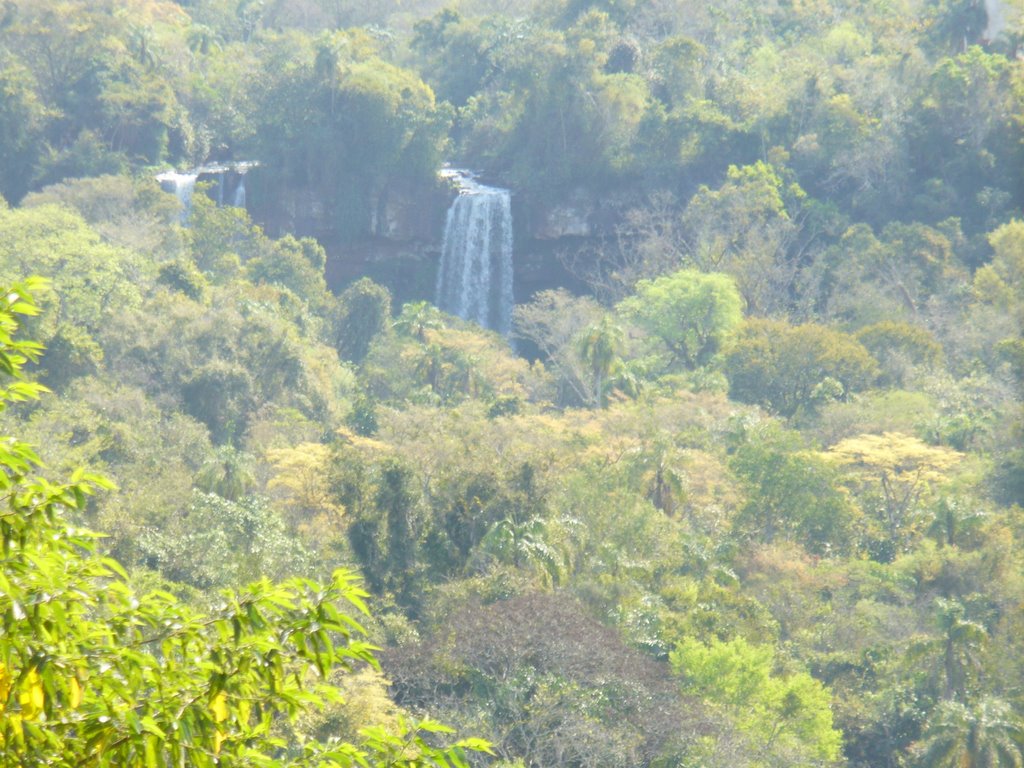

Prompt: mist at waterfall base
[{"left": 435, "top": 171, "right": 514, "bottom": 336}]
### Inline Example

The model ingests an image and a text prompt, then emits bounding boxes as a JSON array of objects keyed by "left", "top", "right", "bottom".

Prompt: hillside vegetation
[{"left": 0, "top": 1, "right": 1022, "bottom": 766}]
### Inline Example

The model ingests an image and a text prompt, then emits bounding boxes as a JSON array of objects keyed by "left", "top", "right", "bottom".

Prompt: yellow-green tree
[
  {"left": 617, "top": 269, "right": 743, "bottom": 370},
  {"left": 671, "top": 636, "right": 843, "bottom": 767},
  {"left": 827, "top": 432, "right": 963, "bottom": 559},
  {"left": 724, "top": 318, "right": 879, "bottom": 417}
]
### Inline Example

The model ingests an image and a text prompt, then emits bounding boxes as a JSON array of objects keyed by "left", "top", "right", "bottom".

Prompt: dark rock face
[
  {"left": 511, "top": 184, "right": 648, "bottom": 303},
  {"left": 370, "top": 178, "right": 455, "bottom": 242},
  {"left": 249, "top": 176, "right": 454, "bottom": 242},
  {"left": 512, "top": 237, "right": 590, "bottom": 303},
  {"left": 246, "top": 171, "right": 454, "bottom": 301},
  {"left": 325, "top": 238, "right": 439, "bottom": 309},
  {"left": 248, "top": 168, "right": 640, "bottom": 308},
  {"left": 517, "top": 184, "right": 644, "bottom": 241},
  {"left": 528, "top": 187, "right": 597, "bottom": 240}
]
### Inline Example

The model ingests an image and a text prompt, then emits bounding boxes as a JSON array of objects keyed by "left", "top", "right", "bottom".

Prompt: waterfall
[
  {"left": 435, "top": 171, "right": 514, "bottom": 335},
  {"left": 156, "top": 171, "right": 198, "bottom": 223},
  {"left": 983, "top": 0, "right": 1007, "bottom": 39},
  {"left": 233, "top": 176, "right": 247, "bottom": 208}
]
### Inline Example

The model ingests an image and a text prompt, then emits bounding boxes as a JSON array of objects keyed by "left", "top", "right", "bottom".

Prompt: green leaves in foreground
[
  {"left": 0, "top": 278, "right": 490, "bottom": 767},
  {"left": 1, "top": 561, "right": 488, "bottom": 767}
]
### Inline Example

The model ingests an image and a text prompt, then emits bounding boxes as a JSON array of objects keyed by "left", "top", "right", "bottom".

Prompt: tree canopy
[{"left": 1, "top": 1, "right": 1022, "bottom": 767}]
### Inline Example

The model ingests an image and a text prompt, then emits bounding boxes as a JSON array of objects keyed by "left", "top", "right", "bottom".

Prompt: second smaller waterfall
[
  {"left": 156, "top": 162, "right": 255, "bottom": 223},
  {"left": 233, "top": 177, "right": 247, "bottom": 208},
  {"left": 436, "top": 171, "right": 514, "bottom": 335},
  {"left": 156, "top": 171, "right": 198, "bottom": 222}
]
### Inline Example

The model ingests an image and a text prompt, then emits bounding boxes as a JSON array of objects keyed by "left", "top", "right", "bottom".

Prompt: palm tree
[
  {"left": 128, "top": 25, "right": 158, "bottom": 70},
  {"left": 236, "top": 0, "right": 265, "bottom": 43},
  {"left": 927, "top": 497, "right": 985, "bottom": 548},
  {"left": 187, "top": 24, "right": 223, "bottom": 57},
  {"left": 576, "top": 314, "right": 623, "bottom": 408},
  {"left": 394, "top": 301, "right": 444, "bottom": 343},
  {"left": 935, "top": 599, "right": 988, "bottom": 702},
  {"left": 313, "top": 32, "right": 352, "bottom": 115},
  {"left": 918, "top": 697, "right": 1024, "bottom": 768},
  {"left": 630, "top": 435, "right": 687, "bottom": 517},
  {"left": 195, "top": 446, "right": 257, "bottom": 502},
  {"left": 477, "top": 515, "right": 564, "bottom": 587}
]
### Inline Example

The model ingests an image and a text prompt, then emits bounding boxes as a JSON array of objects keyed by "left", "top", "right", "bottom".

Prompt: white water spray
[
  {"left": 233, "top": 176, "right": 246, "bottom": 208},
  {"left": 435, "top": 170, "right": 514, "bottom": 335},
  {"left": 156, "top": 171, "right": 198, "bottom": 223}
]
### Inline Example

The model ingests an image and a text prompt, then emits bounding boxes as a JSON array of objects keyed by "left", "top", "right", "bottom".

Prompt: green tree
[
  {"left": 974, "top": 220, "right": 1024, "bottom": 323},
  {"left": 816, "top": 222, "right": 963, "bottom": 326},
  {"left": 157, "top": 260, "right": 207, "bottom": 300},
  {"left": 451, "top": 11, "right": 657, "bottom": 189},
  {"left": 136, "top": 490, "right": 307, "bottom": 590},
  {"left": 476, "top": 515, "right": 564, "bottom": 586},
  {"left": 680, "top": 162, "right": 808, "bottom": 316},
  {"left": 625, "top": 432, "right": 689, "bottom": 517},
  {"left": 0, "top": 204, "right": 144, "bottom": 343},
  {"left": 337, "top": 278, "right": 392, "bottom": 364},
  {"left": 671, "top": 636, "right": 843, "bottom": 766},
  {"left": 411, "top": 9, "right": 491, "bottom": 107},
  {"left": 724, "top": 318, "right": 879, "bottom": 417},
  {"left": 38, "top": 322, "right": 105, "bottom": 391},
  {"left": 194, "top": 445, "right": 258, "bottom": 502},
  {"left": 378, "top": 459, "right": 419, "bottom": 592},
  {"left": 0, "top": 56, "right": 46, "bottom": 203},
  {"left": 934, "top": 599, "right": 988, "bottom": 703},
  {"left": 577, "top": 314, "right": 626, "bottom": 407},
  {"left": 393, "top": 301, "right": 444, "bottom": 343},
  {"left": 472, "top": 465, "right": 563, "bottom": 586},
  {"left": 617, "top": 269, "right": 743, "bottom": 370},
  {"left": 22, "top": 175, "right": 183, "bottom": 262},
  {"left": 912, "top": 47, "right": 1020, "bottom": 229},
  {"left": 730, "top": 426, "right": 857, "bottom": 555},
  {"left": 245, "top": 234, "right": 332, "bottom": 311},
  {"left": 181, "top": 359, "right": 255, "bottom": 444},
  {"left": 856, "top": 321, "right": 945, "bottom": 387},
  {"left": 0, "top": 278, "right": 489, "bottom": 766}
]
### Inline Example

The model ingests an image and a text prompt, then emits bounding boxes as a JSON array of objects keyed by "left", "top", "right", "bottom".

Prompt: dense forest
[{"left": 1, "top": 0, "right": 1023, "bottom": 766}]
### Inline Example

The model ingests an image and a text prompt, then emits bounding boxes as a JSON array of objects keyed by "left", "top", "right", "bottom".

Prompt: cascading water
[
  {"left": 233, "top": 176, "right": 246, "bottom": 208},
  {"left": 155, "top": 161, "right": 255, "bottom": 222},
  {"left": 983, "top": 0, "right": 1007, "bottom": 39},
  {"left": 156, "top": 171, "right": 198, "bottom": 222},
  {"left": 435, "top": 170, "right": 514, "bottom": 335}
]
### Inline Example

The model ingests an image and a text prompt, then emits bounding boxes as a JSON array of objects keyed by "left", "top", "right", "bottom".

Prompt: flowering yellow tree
[{"left": 827, "top": 432, "right": 962, "bottom": 557}]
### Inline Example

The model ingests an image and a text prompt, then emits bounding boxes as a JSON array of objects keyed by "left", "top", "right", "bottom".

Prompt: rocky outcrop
[
  {"left": 529, "top": 188, "right": 597, "bottom": 239},
  {"left": 370, "top": 178, "right": 455, "bottom": 242},
  {"left": 249, "top": 172, "right": 454, "bottom": 243},
  {"left": 246, "top": 166, "right": 646, "bottom": 306},
  {"left": 518, "top": 184, "right": 645, "bottom": 241}
]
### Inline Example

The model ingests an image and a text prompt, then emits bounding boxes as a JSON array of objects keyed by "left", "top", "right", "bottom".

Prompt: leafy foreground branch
[{"left": 0, "top": 278, "right": 490, "bottom": 767}]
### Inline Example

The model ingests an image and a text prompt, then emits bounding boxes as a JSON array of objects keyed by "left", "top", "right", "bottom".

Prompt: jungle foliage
[{"left": 0, "top": 0, "right": 1022, "bottom": 767}]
